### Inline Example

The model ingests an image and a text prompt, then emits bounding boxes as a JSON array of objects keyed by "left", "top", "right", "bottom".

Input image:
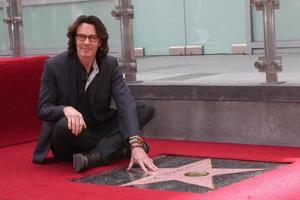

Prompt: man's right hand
[{"left": 63, "top": 106, "right": 87, "bottom": 135}]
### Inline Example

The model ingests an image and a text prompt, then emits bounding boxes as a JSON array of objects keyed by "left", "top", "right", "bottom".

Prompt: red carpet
[
  {"left": 0, "top": 56, "right": 47, "bottom": 147},
  {"left": 1, "top": 56, "right": 300, "bottom": 199},
  {"left": 1, "top": 138, "right": 300, "bottom": 200}
]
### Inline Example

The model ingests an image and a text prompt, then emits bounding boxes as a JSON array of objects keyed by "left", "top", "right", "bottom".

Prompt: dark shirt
[{"left": 76, "top": 63, "right": 98, "bottom": 128}]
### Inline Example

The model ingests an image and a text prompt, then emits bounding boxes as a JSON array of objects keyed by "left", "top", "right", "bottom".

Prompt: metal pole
[
  {"left": 3, "top": 0, "right": 24, "bottom": 56},
  {"left": 2, "top": 0, "right": 13, "bottom": 53},
  {"left": 251, "top": 0, "right": 282, "bottom": 84},
  {"left": 112, "top": 0, "right": 137, "bottom": 82}
]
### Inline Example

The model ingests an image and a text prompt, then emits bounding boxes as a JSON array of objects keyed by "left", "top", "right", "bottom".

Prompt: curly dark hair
[{"left": 67, "top": 15, "right": 109, "bottom": 59}]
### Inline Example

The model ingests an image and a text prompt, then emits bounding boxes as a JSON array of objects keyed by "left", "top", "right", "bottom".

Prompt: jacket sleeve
[
  {"left": 111, "top": 58, "right": 141, "bottom": 138},
  {"left": 38, "top": 59, "right": 66, "bottom": 121}
]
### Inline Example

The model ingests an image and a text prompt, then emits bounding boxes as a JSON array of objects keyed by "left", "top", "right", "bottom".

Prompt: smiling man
[{"left": 32, "top": 15, "right": 158, "bottom": 173}]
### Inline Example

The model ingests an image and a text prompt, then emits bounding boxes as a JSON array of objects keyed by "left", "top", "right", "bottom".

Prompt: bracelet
[
  {"left": 129, "top": 139, "right": 141, "bottom": 145},
  {"left": 128, "top": 135, "right": 143, "bottom": 145},
  {"left": 129, "top": 135, "right": 141, "bottom": 140},
  {"left": 130, "top": 144, "right": 143, "bottom": 149}
]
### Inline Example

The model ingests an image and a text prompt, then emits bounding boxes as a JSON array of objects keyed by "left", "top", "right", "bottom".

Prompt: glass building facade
[{"left": 1, "top": 0, "right": 300, "bottom": 57}]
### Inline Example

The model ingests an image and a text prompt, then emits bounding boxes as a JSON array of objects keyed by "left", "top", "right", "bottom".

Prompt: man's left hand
[{"left": 127, "top": 147, "right": 158, "bottom": 173}]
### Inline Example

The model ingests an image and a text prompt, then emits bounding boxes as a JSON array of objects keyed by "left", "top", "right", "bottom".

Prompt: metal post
[
  {"left": 112, "top": 0, "right": 137, "bottom": 82},
  {"left": 2, "top": 0, "right": 24, "bottom": 57},
  {"left": 251, "top": 0, "right": 282, "bottom": 84}
]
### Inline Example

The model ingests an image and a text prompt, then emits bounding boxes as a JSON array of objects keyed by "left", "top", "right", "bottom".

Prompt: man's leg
[
  {"left": 94, "top": 103, "right": 154, "bottom": 161},
  {"left": 137, "top": 103, "right": 154, "bottom": 129},
  {"left": 73, "top": 104, "right": 154, "bottom": 172},
  {"left": 73, "top": 114, "right": 125, "bottom": 172},
  {"left": 51, "top": 117, "right": 99, "bottom": 161}
]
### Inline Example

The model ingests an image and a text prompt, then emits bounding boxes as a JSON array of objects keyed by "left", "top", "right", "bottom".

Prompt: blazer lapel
[{"left": 68, "top": 58, "right": 80, "bottom": 107}]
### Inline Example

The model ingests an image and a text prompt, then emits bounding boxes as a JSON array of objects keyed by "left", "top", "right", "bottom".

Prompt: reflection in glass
[{"left": 21, "top": 0, "right": 121, "bottom": 56}]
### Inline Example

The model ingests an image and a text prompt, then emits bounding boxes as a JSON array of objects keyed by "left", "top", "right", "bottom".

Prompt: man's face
[{"left": 76, "top": 23, "right": 101, "bottom": 60}]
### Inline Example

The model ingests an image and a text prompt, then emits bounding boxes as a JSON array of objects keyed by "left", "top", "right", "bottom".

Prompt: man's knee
[
  {"left": 55, "top": 117, "right": 68, "bottom": 130},
  {"left": 136, "top": 104, "right": 154, "bottom": 128},
  {"left": 52, "top": 117, "right": 69, "bottom": 140}
]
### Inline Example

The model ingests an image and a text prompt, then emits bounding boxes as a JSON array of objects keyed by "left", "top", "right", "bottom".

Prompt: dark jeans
[{"left": 50, "top": 104, "right": 154, "bottom": 163}]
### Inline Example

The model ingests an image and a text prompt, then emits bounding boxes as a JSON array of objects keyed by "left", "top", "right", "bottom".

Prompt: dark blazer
[{"left": 32, "top": 51, "right": 140, "bottom": 163}]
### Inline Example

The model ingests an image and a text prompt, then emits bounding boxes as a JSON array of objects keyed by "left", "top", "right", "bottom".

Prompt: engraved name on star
[{"left": 122, "top": 159, "right": 264, "bottom": 189}]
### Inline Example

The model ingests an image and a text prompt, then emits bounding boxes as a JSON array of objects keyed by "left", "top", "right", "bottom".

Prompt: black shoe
[{"left": 73, "top": 152, "right": 103, "bottom": 173}]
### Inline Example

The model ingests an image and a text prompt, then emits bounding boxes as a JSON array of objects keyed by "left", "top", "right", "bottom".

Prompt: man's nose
[{"left": 83, "top": 37, "right": 90, "bottom": 44}]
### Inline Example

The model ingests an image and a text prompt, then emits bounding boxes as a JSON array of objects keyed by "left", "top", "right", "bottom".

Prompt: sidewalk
[{"left": 136, "top": 54, "right": 300, "bottom": 86}]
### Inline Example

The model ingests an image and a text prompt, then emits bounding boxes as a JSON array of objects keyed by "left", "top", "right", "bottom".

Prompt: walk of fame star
[
  {"left": 72, "top": 156, "right": 286, "bottom": 193},
  {"left": 121, "top": 158, "right": 264, "bottom": 189}
]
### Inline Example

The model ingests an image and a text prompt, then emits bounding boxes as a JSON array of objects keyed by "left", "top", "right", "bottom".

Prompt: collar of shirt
[{"left": 85, "top": 59, "right": 100, "bottom": 91}]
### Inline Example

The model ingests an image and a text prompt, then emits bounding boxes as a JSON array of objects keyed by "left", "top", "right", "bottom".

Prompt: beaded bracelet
[
  {"left": 130, "top": 143, "right": 143, "bottom": 149},
  {"left": 128, "top": 135, "right": 143, "bottom": 145}
]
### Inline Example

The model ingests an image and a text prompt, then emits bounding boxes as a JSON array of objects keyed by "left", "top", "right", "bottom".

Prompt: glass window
[
  {"left": 252, "top": 0, "right": 300, "bottom": 41},
  {"left": 0, "top": 5, "right": 12, "bottom": 56},
  {"left": 22, "top": 0, "right": 121, "bottom": 55}
]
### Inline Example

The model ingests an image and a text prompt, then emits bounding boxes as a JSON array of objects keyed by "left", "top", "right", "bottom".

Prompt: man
[{"left": 32, "top": 15, "right": 158, "bottom": 173}]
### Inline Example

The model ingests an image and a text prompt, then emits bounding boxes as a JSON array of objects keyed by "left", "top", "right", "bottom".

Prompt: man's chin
[{"left": 79, "top": 53, "right": 95, "bottom": 59}]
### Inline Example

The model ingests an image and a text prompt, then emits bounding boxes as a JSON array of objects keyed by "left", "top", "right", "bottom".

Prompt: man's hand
[
  {"left": 63, "top": 106, "right": 87, "bottom": 135},
  {"left": 127, "top": 147, "right": 158, "bottom": 173}
]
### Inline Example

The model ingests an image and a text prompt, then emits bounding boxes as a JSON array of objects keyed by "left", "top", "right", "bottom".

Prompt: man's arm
[
  {"left": 110, "top": 59, "right": 140, "bottom": 137},
  {"left": 110, "top": 58, "right": 158, "bottom": 172},
  {"left": 38, "top": 60, "right": 86, "bottom": 134},
  {"left": 38, "top": 60, "right": 66, "bottom": 121}
]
